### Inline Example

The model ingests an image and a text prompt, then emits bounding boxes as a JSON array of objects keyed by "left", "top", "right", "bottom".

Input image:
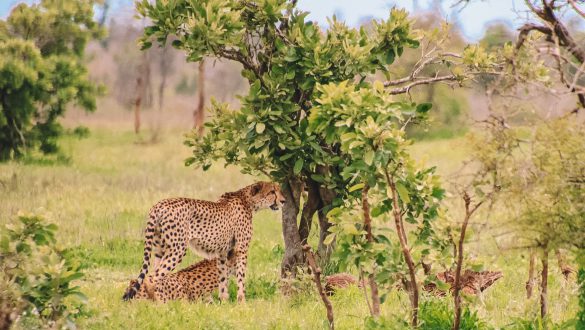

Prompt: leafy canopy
[{"left": 138, "top": 0, "right": 419, "bottom": 187}]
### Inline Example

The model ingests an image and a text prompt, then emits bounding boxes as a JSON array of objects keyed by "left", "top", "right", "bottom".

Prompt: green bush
[
  {"left": 0, "top": 214, "right": 87, "bottom": 328},
  {"left": 419, "top": 299, "right": 488, "bottom": 330},
  {"left": 0, "top": 1, "right": 103, "bottom": 161}
]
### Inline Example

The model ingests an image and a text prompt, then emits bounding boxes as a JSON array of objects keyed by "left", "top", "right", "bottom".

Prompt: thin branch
[
  {"left": 568, "top": 0, "right": 585, "bottom": 19},
  {"left": 303, "top": 245, "right": 334, "bottom": 330},
  {"left": 385, "top": 75, "right": 459, "bottom": 94}
]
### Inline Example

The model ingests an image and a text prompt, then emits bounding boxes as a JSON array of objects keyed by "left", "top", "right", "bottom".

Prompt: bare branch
[
  {"left": 385, "top": 75, "right": 460, "bottom": 94},
  {"left": 568, "top": 0, "right": 585, "bottom": 19},
  {"left": 302, "top": 245, "right": 334, "bottom": 330}
]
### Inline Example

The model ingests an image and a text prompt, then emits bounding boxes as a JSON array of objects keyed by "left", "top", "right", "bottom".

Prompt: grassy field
[{"left": 0, "top": 126, "right": 578, "bottom": 329}]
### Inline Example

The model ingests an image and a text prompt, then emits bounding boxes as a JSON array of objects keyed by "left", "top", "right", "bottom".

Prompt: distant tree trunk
[
  {"left": 194, "top": 60, "right": 206, "bottom": 135},
  {"left": 362, "top": 184, "right": 380, "bottom": 317},
  {"left": 98, "top": 0, "right": 110, "bottom": 48},
  {"left": 134, "top": 51, "right": 151, "bottom": 134},
  {"left": 134, "top": 76, "right": 142, "bottom": 134},
  {"left": 541, "top": 247, "right": 549, "bottom": 320},
  {"left": 526, "top": 249, "right": 537, "bottom": 298},
  {"left": 152, "top": 45, "right": 171, "bottom": 142},
  {"left": 280, "top": 178, "right": 305, "bottom": 277}
]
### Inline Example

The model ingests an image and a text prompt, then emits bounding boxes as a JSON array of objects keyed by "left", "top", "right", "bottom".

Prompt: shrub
[
  {"left": 419, "top": 299, "right": 488, "bottom": 330},
  {"left": 0, "top": 214, "right": 87, "bottom": 328}
]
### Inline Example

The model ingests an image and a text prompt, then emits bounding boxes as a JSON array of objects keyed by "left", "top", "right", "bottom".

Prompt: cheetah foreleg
[
  {"left": 235, "top": 252, "right": 248, "bottom": 303},
  {"left": 217, "top": 256, "right": 229, "bottom": 301}
]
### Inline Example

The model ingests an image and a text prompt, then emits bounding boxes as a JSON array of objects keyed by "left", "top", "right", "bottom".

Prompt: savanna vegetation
[{"left": 0, "top": 0, "right": 583, "bottom": 329}]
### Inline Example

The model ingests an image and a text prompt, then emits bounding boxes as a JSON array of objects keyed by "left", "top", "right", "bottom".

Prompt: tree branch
[
  {"left": 303, "top": 245, "right": 334, "bottom": 330},
  {"left": 385, "top": 75, "right": 460, "bottom": 95}
]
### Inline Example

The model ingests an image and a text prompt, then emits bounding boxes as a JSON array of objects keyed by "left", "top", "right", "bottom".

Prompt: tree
[
  {"left": 138, "top": 0, "right": 486, "bottom": 281},
  {"left": 462, "top": 0, "right": 585, "bottom": 322},
  {"left": 311, "top": 81, "right": 445, "bottom": 326},
  {"left": 0, "top": 0, "right": 103, "bottom": 161}
]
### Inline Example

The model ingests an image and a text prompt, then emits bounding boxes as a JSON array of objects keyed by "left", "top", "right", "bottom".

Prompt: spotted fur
[
  {"left": 123, "top": 181, "right": 285, "bottom": 302},
  {"left": 127, "top": 256, "right": 236, "bottom": 302}
]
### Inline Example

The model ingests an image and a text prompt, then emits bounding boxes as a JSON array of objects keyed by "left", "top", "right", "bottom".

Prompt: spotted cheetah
[
  {"left": 123, "top": 181, "right": 285, "bottom": 302},
  {"left": 127, "top": 256, "right": 236, "bottom": 302}
]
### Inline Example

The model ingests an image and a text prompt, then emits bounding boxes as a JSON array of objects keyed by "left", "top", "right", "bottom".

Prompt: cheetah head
[{"left": 249, "top": 182, "right": 286, "bottom": 211}]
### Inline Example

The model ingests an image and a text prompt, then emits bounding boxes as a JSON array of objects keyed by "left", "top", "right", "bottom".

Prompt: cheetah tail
[{"left": 122, "top": 214, "right": 156, "bottom": 301}]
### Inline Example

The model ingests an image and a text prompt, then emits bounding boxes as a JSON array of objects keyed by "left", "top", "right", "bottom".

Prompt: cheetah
[
  {"left": 127, "top": 256, "right": 236, "bottom": 302},
  {"left": 123, "top": 181, "right": 285, "bottom": 302}
]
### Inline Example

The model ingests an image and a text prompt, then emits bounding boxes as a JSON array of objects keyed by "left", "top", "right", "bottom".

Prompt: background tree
[
  {"left": 457, "top": 0, "right": 585, "bottom": 323},
  {"left": 0, "top": 0, "right": 103, "bottom": 161}
]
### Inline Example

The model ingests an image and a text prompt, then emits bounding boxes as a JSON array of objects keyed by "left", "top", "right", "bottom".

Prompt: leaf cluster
[{"left": 0, "top": 214, "right": 87, "bottom": 328}]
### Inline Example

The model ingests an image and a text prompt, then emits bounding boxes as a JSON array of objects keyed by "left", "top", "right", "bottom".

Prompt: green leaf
[
  {"left": 364, "top": 150, "right": 374, "bottom": 166},
  {"left": 470, "top": 263, "right": 484, "bottom": 272},
  {"left": 256, "top": 122, "right": 266, "bottom": 134},
  {"left": 348, "top": 183, "right": 365, "bottom": 192},
  {"left": 395, "top": 182, "right": 410, "bottom": 203},
  {"left": 342, "top": 223, "right": 360, "bottom": 235},
  {"left": 293, "top": 158, "right": 304, "bottom": 174},
  {"left": 416, "top": 103, "right": 432, "bottom": 113},
  {"left": 323, "top": 233, "right": 336, "bottom": 245}
]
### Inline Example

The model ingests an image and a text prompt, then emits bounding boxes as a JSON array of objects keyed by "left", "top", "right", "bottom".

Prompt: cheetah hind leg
[{"left": 153, "top": 243, "right": 186, "bottom": 283}]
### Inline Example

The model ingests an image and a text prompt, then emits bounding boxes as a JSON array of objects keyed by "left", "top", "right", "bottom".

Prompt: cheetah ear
[{"left": 250, "top": 182, "right": 263, "bottom": 196}]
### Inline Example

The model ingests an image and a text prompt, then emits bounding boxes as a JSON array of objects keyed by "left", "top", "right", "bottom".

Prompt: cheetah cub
[{"left": 128, "top": 256, "right": 236, "bottom": 302}]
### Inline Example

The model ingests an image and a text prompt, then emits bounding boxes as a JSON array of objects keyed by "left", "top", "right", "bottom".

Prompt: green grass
[{"left": 0, "top": 128, "right": 578, "bottom": 329}]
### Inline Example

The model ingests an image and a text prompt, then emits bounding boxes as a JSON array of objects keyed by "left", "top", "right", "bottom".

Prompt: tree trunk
[
  {"left": 362, "top": 184, "right": 380, "bottom": 317},
  {"left": 194, "top": 60, "right": 206, "bottom": 135},
  {"left": 317, "top": 177, "right": 336, "bottom": 262},
  {"left": 386, "top": 170, "right": 418, "bottom": 327},
  {"left": 298, "top": 180, "right": 321, "bottom": 245},
  {"left": 134, "top": 76, "right": 142, "bottom": 134},
  {"left": 453, "top": 193, "right": 474, "bottom": 330},
  {"left": 526, "top": 249, "right": 537, "bottom": 298},
  {"left": 152, "top": 45, "right": 169, "bottom": 142},
  {"left": 280, "top": 178, "right": 304, "bottom": 277},
  {"left": 541, "top": 247, "right": 549, "bottom": 321}
]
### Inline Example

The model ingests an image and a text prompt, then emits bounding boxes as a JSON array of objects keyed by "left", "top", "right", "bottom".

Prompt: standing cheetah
[{"left": 123, "top": 181, "right": 285, "bottom": 302}]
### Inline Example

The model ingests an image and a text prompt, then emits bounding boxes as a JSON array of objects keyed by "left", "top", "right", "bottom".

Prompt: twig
[
  {"left": 302, "top": 245, "right": 334, "bottom": 330},
  {"left": 385, "top": 75, "right": 459, "bottom": 95}
]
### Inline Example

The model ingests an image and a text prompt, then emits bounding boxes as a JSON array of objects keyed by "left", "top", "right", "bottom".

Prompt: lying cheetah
[
  {"left": 127, "top": 256, "right": 236, "bottom": 302},
  {"left": 123, "top": 181, "right": 285, "bottom": 302}
]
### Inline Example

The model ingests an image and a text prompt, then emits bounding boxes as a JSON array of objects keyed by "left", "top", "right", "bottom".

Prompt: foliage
[
  {"left": 418, "top": 300, "right": 488, "bottom": 330},
  {"left": 308, "top": 80, "right": 446, "bottom": 325},
  {"left": 0, "top": 0, "right": 103, "bottom": 161},
  {"left": 312, "top": 81, "right": 444, "bottom": 278},
  {"left": 137, "top": 0, "right": 429, "bottom": 184},
  {"left": 467, "top": 118, "right": 585, "bottom": 251},
  {"left": 0, "top": 214, "right": 87, "bottom": 328}
]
